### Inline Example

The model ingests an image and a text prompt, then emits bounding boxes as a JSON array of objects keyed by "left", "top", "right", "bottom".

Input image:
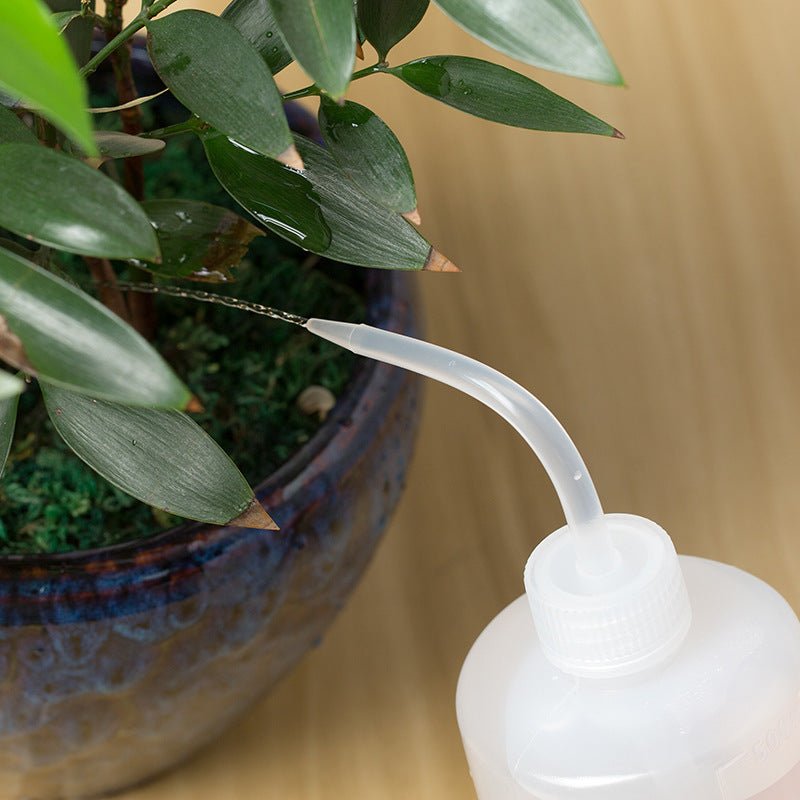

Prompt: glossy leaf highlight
[
  {"left": 147, "top": 10, "right": 297, "bottom": 165},
  {"left": 357, "top": 0, "right": 429, "bottom": 60},
  {"left": 0, "top": 246, "right": 190, "bottom": 408},
  {"left": 266, "top": 0, "right": 356, "bottom": 98},
  {"left": 390, "top": 56, "right": 618, "bottom": 136},
  {"left": 222, "top": 0, "right": 293, "bottom": 74},
  {"left": 318, "top": 97, "right": 416, "bottom": 215},
  {"left": 0, "top": 0, "right": 95, "bottom": 153},
  {"left": 138, "top": 200, "right": 264, "bottom": 282},
  {"left": 433, "top": 0, "right": 621, "bottom": 84},
  {"left": 206, "top": 131, "right": 447, "bottom": 270},
  {"left": 42, "top": 382, "right": 277, "bottom": 529},
  {"left": 0, "top": 143, "right": 160, "bottom": 259}
]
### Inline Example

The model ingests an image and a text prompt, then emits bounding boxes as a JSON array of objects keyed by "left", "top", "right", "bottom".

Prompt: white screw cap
[{"left": 524, "top": 514, "right": 692, "bottom": 678}]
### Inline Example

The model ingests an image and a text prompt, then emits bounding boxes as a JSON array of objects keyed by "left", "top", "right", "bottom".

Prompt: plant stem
[
  {"left": 84, "top": 258, "right": 131, "bottom": 323},
  {"left": 101, "top": 0, "right": 157, "bottom": 339},
  {"left": 281, "top": 63, "right": 386, "bottom": 101},
  {"left": 80, "top": 0, "right": 181, "bottom": 78},
  {"left": 105, "top": 0, "right": 144, "bottom": 200}
]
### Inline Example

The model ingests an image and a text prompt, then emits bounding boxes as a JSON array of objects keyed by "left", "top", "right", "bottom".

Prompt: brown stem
[
  {"left": 84, "top": 258, "right": 131, "bottom": 323},
  {"left": 105, "top": 0, "right": 143, "bottom": 200},
  {"left": 105, "top": 0, "right": 157, "bottom": 339}
]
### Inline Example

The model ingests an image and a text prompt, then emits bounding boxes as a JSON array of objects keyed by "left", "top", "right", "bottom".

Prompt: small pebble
[{"left": 296, "top": 385, "right": 336, "bottom": 421}]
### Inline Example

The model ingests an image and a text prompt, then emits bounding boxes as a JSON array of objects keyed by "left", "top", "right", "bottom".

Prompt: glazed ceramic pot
[{"left": 0, "top": 268, "right": 421, "bottom": 797}]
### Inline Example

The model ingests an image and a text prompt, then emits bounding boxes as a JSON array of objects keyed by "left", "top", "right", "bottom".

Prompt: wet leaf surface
[
  {"left": 318, "top": 97, "right": 417, "bottom": 215},
  {"left": 222, "top": 0, "right": 293, "bottom": 74},
  {"left": 205, "top": 130, "right": 442, "bottom": 269},
  {"left": 137, "top": 199, "right": 264, "bottom": 282}
]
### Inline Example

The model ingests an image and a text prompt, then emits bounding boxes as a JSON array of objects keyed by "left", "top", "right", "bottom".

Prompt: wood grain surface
[{"left": 119, "top": 2, "right": 800, "bottom": 797}]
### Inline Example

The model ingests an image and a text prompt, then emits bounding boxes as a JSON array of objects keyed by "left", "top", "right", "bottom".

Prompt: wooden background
[{"left": 121, "top": 1, "right": 800, "bottom": 797}]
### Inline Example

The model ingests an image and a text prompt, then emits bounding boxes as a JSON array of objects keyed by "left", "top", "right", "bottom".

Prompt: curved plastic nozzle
[{"left": 306, "top": 319, "right": 617, "bottom": 575}]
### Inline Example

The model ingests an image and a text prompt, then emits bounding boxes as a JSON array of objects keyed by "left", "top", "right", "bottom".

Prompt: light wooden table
[{"left": 121, "top": 1, "right": 800, "bottom": 797}]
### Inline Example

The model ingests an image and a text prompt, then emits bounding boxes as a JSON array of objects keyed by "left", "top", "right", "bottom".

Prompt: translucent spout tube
[{"left": 306, "top": 320, "right": 617, "bottom": 574}]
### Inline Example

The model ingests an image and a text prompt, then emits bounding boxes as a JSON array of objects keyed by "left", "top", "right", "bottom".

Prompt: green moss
[{"left": 0, "top": 122, "right": 366, "bottom": 556}]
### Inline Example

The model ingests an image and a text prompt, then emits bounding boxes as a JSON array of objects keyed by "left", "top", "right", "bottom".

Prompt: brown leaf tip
[
  {"left": 424, "top": 248, "right": 460, "bottom": 273},
  {"left": 231, "top": 498, "right": 280, "bottom": 531},
  {"left": 612, "top": 128, "right": 626, "bottom": 140},
  {"left": 185, "top": 395, "right": 204, "bottom": 413},
  {"left": 402, "top": 208, "right": 422, "bottom": 226},
  {"left": 278, "top": 144, "right": 305, "bottom": 172}
]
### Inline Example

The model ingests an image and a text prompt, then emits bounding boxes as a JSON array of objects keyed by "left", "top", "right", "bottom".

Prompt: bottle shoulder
[{"left": 456, "top": 556, "right": 800, "bottom": 798}]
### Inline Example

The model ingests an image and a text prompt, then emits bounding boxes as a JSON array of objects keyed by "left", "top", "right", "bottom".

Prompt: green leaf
[
  {"left": 318, "top": 97, "right": 417, "bottom": 217},
  {"left": 0, "top": 0, "right": 95, "bottom": 153},
  {"left": 0, "top": 372, "right": 21, "bottom": 478},
  {"left": 0, "top": 143, "right": 161, "bottom": 260},
  {"left": 137, "top": 200, "right": 264, "bottom": 283},
  {"left": 203, "top": 132, "right": 331, "bottom": 253},
  {"left": 205, "top": 131, "right": 454, "bottom": 270},
  {"left": 433, "top": 0, "right": 621, "bottom": 84},
  {"left": 93, "top": 131, "right": 166, "bottom": 160},
  {"left": 0, "top": 245, "right": 191, "bottom": 408},
  {"left": 147, "top": 10, "right": 300, "bottom": 167},
  {"left": 0, "top": 105, "right": 37, "bottom": 144},
  {"left": 357, "top": 0, "right": 429, "bottom": 61},
  {"left": 389, "top": 56, "right": 619, "bottom": 136},
  {"left": 41, "top": 382, "right": 278, "bottom": 529},
  {"left": 52, "top": 9, "right": 81, "bottom": 33},
  {"left": 266, "top": 0, "right": 356, "bottom": 98},
  {"left": 222, "top": 0, "right": 293, "bottom": 74}
]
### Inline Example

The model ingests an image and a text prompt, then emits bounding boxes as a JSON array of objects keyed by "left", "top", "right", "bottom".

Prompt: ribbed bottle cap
[{"left": 524, "top": 514, "right": 692, "bottom": 678}]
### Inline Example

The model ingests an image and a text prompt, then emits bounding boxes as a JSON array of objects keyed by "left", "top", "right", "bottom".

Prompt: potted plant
[{"left": 0, "top": 0, "right": 621, "bottom": 795}]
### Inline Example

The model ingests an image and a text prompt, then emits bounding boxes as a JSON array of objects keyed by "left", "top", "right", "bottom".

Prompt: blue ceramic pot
[{"left": 0, "top": 267, "right": 421, "bottom": 798}]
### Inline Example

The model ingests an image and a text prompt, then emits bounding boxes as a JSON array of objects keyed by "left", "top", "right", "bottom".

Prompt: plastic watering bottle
[{"left": 305, "top": 319, "right": 800, "bottom": 800}]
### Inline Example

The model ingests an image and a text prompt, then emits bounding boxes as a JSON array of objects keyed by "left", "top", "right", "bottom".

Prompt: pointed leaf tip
[
  {"left": 231, "top": 498, "right": 279, "bottom": 530},
  {"left": 402, "top": 208, "right": 422, "bottom": 225},
  {"left": 424, "top": 248, "right": 460, "bottom": 272},
  {"left": 612, "top": 128, "right": 625, "bottom": 140},
  {"left": 277, "top": 143, "right": 305, "bottom": 171},
  {"left": 186, "top": 395, "right": 204, "bottom": 413}
]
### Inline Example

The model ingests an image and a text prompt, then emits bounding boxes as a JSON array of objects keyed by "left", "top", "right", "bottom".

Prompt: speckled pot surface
[{"left": 0, "top": 269, "right": 421, "bottom": 799}]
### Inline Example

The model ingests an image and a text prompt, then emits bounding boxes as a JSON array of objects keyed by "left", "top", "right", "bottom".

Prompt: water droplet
[
  {"left": 573, "top": 471, "right": 582, "bottom": 481},
  {"left": 132, "top": 439, "right": 137, "bottom": 446},
  {"left": 174, "top": 210, "right": 190, "bottom": 223},
  {"left": 266, "top": 31, "right": 273, "bottom": 38}
]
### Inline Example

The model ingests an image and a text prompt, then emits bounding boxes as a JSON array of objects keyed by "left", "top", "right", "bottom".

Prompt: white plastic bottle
[
  {"left": 305, "top": 319, "right": 800, "bottom": 800},
  {"left": 457, "top": 514, "right": 800, "bottom": 799}
]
